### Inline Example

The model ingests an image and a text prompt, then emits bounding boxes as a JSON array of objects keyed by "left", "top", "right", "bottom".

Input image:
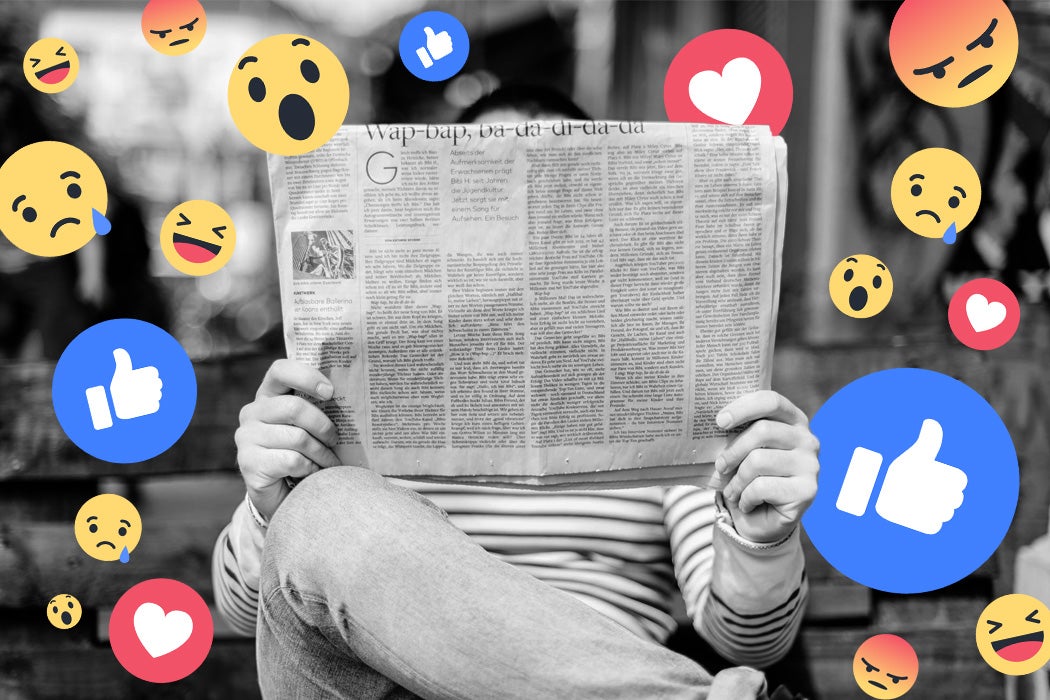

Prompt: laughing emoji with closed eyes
[{"left": 159, "top": 200, "right": 236, "bottom": 276}]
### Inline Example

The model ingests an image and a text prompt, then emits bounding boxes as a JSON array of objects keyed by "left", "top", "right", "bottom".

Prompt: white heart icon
[
  {"left": 965, "top": 293, "right": 1007, "bottom": 332},
  {"left": 688, "top": 57, "right": 762, "bottom": 126},
  {"left": 134, "top": 602, "right": 193, "bottom": 658}
]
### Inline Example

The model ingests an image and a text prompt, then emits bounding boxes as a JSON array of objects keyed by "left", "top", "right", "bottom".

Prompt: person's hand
[
  {"left": 235, "top": 359, "right": 341, "bottom": 522},
  {"left": 709, "top": 391, "right": 819, "bottom": 544}
]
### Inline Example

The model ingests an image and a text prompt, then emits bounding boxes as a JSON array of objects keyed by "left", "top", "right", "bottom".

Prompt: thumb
[
  {"left": 902, "top": 418, "right": 943, "bottom": 461},
  {"left": 112, "top": 348, "right": 134, "bottom": 375},
  {"left": 423, "top": 26, "right": 436, "bottom": 39}
]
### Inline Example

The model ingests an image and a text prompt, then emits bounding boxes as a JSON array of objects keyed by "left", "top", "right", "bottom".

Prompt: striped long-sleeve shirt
[{"left": 213, "top": 480, "right": 808, "bottom": 668}]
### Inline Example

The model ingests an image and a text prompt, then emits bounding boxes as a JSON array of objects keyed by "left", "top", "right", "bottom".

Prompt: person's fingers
[
  {"left": 238, "top": 446, "right": 321, "bottom": 493},
  {"left": 257, "top": 359, "right": 334, "bottom": 401},
  {"left": 711, "top": 421, "right": 815, "bottom": 487},
  {"left": 251, "top": 394, "right": 339, "bottom": 447},
  {"left": 721, "top": 448, "right": 801, "bottom": 501},
  {"left": 716, "top": 390, "right": 808, "bottom": 431},
  {"left": 736, "top": 475, "right": 804, "bottom": 514},
  {"left": 239, "top": 423, "right": 341, "bottom": 471}
]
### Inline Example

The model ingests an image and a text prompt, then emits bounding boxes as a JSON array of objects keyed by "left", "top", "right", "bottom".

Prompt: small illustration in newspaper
[{"left": 292, "top": 230, "right": 356, "bottom": 280}]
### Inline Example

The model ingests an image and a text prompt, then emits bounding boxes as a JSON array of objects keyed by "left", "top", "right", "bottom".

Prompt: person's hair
[{"left": 457, "top": 85, "right": 591, "bottom": 123}]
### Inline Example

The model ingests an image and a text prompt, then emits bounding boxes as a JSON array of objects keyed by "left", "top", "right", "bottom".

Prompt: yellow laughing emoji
[
  {"left": 159, "top": 200, "right": 236, "bottom": 276},
  {"left": 976, "top": 594, "right": 1050, "bottom": 675}
]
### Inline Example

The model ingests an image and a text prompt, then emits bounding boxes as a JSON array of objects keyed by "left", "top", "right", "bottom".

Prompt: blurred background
[{"left": 1, "top": 1, "right": 1049, "bottom": 699}]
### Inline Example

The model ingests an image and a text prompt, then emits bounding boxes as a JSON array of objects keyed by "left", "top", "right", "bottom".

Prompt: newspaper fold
[{"left": 268, "top": 121, "right": 786, "bottom": 489}]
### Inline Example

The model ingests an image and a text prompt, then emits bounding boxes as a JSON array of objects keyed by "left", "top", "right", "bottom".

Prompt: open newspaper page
[{"left": 268, "top": 121, "right": 785, "bottom": 489}]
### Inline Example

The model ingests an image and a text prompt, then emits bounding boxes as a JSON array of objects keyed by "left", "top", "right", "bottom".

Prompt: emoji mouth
[
  {"left": 172, "top": 233, "right": 221, "bottom": 263},
  {"left": 992, "top": 631, "right": 1044, "bottom": 662},
  {"left": 849, "top": 286, "right": 868, "bottom": 312},
  {"left": 915, "top": 209, "right": 941, "bottom": 223},
  {"left": 279, "top": 93, "right": 315, "bottom": 141},
  {"left": 96, "top": 540, "right": 116, "bottom": 549},
  {"left": 50, "top": 217, "right": 80, "bottom": 238},
  {"left": 35, "top": 61, "right": 70, "bottom": 84},
  {"left": 868, "top": 680, "right": 888, "bottom": 690},
  {"left": 61, "top": 611, "right": 72, "bottom": 625},
  {"left": 959, "top": 64, "right": 993, "bottom": 89},
  {"left": 170, "top": 38, "right": 189, "bottom": 47}
]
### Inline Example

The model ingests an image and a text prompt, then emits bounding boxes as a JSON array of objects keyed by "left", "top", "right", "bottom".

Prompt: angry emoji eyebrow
[
  {"left": 179, "top": 17, "right": 200, "bottom": 31},
  {"left": 238, "top": 55, "right": 258, "bottom": 70},
  {"left": 291, "top": 38, "right": 311, "bottom": 47},
  {"left": 12, "top": 194, "right": 26, "bottom": 211},
  {"left": 60, "top": 171, "right": 80, "bottom": 179},
  {"left": 914, "top": 55, "right": 955, "bottom": 78},
  {"left": 861, "top": 657, "right": 880, "bottom": 672},
  {"left": 212, "top": 225, "right": 227, "bottom": 239},
  {"left": 150, "top": 28, "right": 172, "bottom": 37},
  {"left": 966, "top": 18, "right": 997, "bottom": 51},
  {"left": 177, "top": 212, "right": 191, "bottom": 226}
]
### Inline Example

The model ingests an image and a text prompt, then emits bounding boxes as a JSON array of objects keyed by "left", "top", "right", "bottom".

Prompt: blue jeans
[{"left": 257, "top": 466, "right": 770, "bottom": 699}]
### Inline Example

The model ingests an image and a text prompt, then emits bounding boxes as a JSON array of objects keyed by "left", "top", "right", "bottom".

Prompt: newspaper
[{"left": 268, "top": 121, "right": 786, "bottom": 488}]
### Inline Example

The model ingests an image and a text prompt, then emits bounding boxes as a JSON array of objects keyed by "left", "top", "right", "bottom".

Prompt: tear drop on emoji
[
  {"left": 74, "top": 494, "right": 142, "bottom": 564},
  {"left": 891, "top": 148, "right": 981, "bottom": 244},
  {"left": 228, "top": 34, "right": 350, "bottom": 156},
  {"left": 23, "top": 38, "right": 79, "bottom": 93},
  {"left": 829, "top": 254, "right": 893, "bottom": 319},
  {"left": 141, "top": 0, "right": 207, "bottom": 56},
  {"left": 0, "top": 141, "right": 110, "bottom": 257},
  {"left": 47, "top": 594, "right": 83, "bottom": 629},
  {"left": 976, "top": 593, "right": 1050, "bottom": 675},
  {"left": 890, "top": 0, "right": 1018, "bottom": 108},
  {"left": 853, "top": 634, "right": 918, "bottom": 698},
  {"left": 159, "top": 200, "right": 236, "bottom": 275}
]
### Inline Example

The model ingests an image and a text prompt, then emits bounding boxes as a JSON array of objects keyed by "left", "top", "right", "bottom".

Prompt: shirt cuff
[{"left": 714, "top": 490, "right": 797, "bottom": 552}]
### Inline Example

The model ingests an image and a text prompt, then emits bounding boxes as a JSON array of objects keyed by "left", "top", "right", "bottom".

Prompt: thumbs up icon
[
  {"left": 415, "top": 26, "right": 454, "bottom": 69},
  {"left": 85, "top": 348, "right": 164, "bottom": 430},
  {"left": 835, "top": 419, "right": 968, "bottom": 534}
]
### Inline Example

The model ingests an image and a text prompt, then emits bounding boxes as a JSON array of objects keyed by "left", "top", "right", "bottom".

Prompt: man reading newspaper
[{"left": 213, "top": 87, "right": 817, "bottom": 700}]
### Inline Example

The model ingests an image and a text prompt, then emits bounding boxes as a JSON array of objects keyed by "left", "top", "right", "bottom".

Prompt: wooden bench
[{"left": 2, "top": 340, "right": 1047, "bottom": 698}]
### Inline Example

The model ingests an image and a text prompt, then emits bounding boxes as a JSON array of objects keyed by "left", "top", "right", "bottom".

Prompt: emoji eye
[
  {"left": 67, "top": 601, "right": 74, "bottom": 609},
  {"left": 179, "top": 17, "right": 199, "bottom": 32},
  {"left": 88, "top": 523, "right": 98, "bottom": 533},
  {"left": 150, "top": 29, "right": 171, "bottom": 39},
  {"left": 212, "top": 225, "right": 227, "bottom": 239},
  {"left": 987, "top": 619, "right": 1003, "bottom": 634},
  {"left": 1027, "top": 609, "right": 1041, "bottom": 624},
  {"left": 67, "top": 183, "right": 81, "bottom": 199},
  {"left": 118, "top": 526, "right": 127, "bottom": 536},
  {"left": 177, "top": 212, "right": 191, "bottom": 226},
  {"left": 301, "top": 59, "right": 320, "bottom": 83},
  {"left": 249, "top": 77, "right": 266, "bottom": 102},
  {"left": 948, "top": 196, "right": 960, "bottom": 209},
  {"left": 52, "top": 606, "right": 58, "bottom": 613},
  {"left": 29, "top": 57, "right": 40, "bottom": 67},
  {"left": 913, "top": 56, "right": 954, "bottom": 79},
  {"left": 22, "top": 207, "right": 37, "bottom": 223},
  {"left": 843, "top": 268, "right": 854, "bottom": 282},
  {"left": 967, "top": 18, "right": 997, "bottom": 51},
  {"left": 873, "top": 275, "right": 882, "bottom": 289},
  {"left": 887, "top": 674, "right": 908, "bottom": 684},
  {"left": 911, "top": 184, "right": 922, "bottom": 196},
  {"left": 864, "top": 662, "right": 877, "bottom": 673},
  {"left": 56, "top": 46, "right": 66, "bottom": 57}
]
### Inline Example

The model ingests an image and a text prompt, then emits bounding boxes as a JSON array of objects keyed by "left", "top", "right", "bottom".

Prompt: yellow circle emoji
[
  {"left": 0, "top": 141, "right": 110, "bottom": 257},
  {"left": 46, "top": 594, "right": 83, "bottom": 630},
  {"left": 829, "top": 255, "right": 893, "bottom": 319},
  {"left": 159, "top": 200, "right": 236, "bottom": 276},
  {"left": 891, "top": 148, "right": 981, "bottom": 244},
  {"left": 141, "top": 0, "right": 208, "bottom": 56},
  {"left": 74, "top": 494, "right": 142, "bottom": 564},
  {"left": 23, "top": 38, "right": 79, "bottom": 94},
  {"left": 228, "top": 34, "right": 350, "bottom": 156},
  {"left": 976, "top": 594, "right": 1050, "bottom": 675},
  {"left": 890, "top": 0, "right": 1018, "bottom": 108}
]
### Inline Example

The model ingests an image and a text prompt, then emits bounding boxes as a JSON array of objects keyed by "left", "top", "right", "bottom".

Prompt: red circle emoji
[
  {"left": 109, "top": 578, "right": 213, "bottom": 683},
  {"left": 948, "top": 278, "right": 1020, "bottom": 351},
  {"left": 664, "top": 29, "right": 792, "bottom": 135}
]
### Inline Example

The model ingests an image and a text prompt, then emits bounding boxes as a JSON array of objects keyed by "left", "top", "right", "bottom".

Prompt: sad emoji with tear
[
  {"left": 891, "top": 148, "right": 981, "bottom": 244},
  {"left": 159, "top": 200, "right": 236, "bottom": 276}
]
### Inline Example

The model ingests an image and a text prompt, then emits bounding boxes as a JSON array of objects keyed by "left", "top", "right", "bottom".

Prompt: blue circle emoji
[
  {"left": 399, "top": 11, "right": 469, "bottom": 82},
  {"left": 802, "top": 368, "right": 1018, "bottom": 593},
  {"left": 52, "top": 319, "right": 196, "bottom": 463}
]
